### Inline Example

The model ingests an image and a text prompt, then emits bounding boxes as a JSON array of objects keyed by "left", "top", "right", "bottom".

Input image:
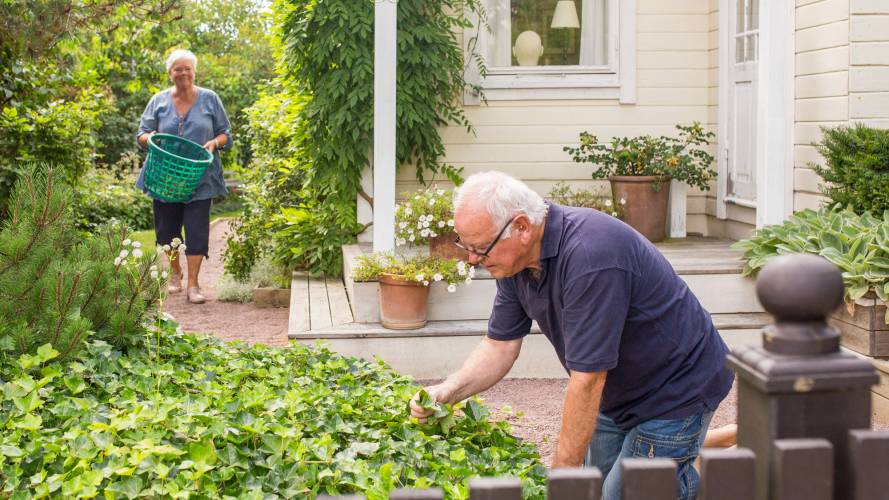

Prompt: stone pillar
[{"left": 727, "top": 254, "right": 879, "bottom": 500}]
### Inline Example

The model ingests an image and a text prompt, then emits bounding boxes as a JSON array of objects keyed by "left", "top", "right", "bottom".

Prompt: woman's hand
[
  {"left": 202, "top": 138, "right": 218, "bottom": 153},
  {"left": 138, "top": 131, "right": 156, "bottom": 148}
]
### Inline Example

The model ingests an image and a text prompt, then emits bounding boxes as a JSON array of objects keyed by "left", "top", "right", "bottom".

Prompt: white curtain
[
  {"left": 486, "top": 0, "right": 512, "bottom": 67},
  {"left": 579, "top": 0, "right": 607, "bottom": 66}
]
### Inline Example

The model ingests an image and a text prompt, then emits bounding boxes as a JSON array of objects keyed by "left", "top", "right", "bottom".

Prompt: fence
[{"left": 319, "top": 254, "right": 889, "bottom": 500}]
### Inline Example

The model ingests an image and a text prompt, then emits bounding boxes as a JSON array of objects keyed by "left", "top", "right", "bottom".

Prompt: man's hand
[{"left": 409, "top": 382, "right": 456, "bottom": 422}]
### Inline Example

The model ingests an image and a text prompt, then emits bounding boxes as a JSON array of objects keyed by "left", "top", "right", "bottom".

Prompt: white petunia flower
[
  {"left": 620, "top": 198, "right": 626, "bottom": 205},
  {"left": 123, "top": 239, "right": 133, "bottom": 246},
  {"left": 119, "top": 250, "right": 129, "bottom": 258},
  {"left": 457, "top": 261, "right": 466, "bottom": 270},
  {"left": 133, "top": 249, "right": 143, "bottom": 258},
  {"left": 429, "top": 232, "right": 437, "bottom": 238},
  {"left": 447, "top": 284, "right": 457, "bottom": 293},
  {"left": 447, "top": 219, "right": 454, "bottom": 227},
  {"left": 163, "top": 244, "right": 171, "bottom": 252},
  {"left": 417, "top": 222, "right": 424, "bottom": 229},
  {"left": 405, "top": 207, "right": 413, "bottom": 216},
  {"left": 468, "top": 266, "right": 476, "bottom": 278},
  {"left": 437, "top": 189, "right": 445, "bottom": 196},
  {"left": 399, "top": 222, "right": 407, "bottom": 229},
  {"left": 438, "top": 221, "right": 446, "bottom": 228},
  {"left": 132, "top": 241, "right": 142, "bottom": 248},
  {"left": 171, "top": 237, "right": 182, "bottom": 246},
  {"left": 114, "top": 257, "right": 122, "bottom": 266},
  {"left": 604, "top": 199, "right": 613, "bottom": 207},
  {"left": 409, "top": 235, "right": 415, "bottom": 242},
  {"left": 433, "top": 273, "right": 443, "bottom": 282},
  {"left": 420, "top": 229, "right": 429, "bottom": 237},
  {"left": 458, "top": 268, "right": 467, "bottom": 276},
  {"left": 416, "top": 274, "right": 425, "bottom": 281},
  {"left": 150, "top": 270, "right": 159, "bottom": 279},
  {"left": 428, "top": 198, "right": 435, "bottom": 205},
  {"left": 162, "top": 270, "right": 168, "bottom": 279},
  {"left": 396, "top": 238, "right": 406, "bottom": 246},
  {"left": 422, "top": 221, "right": 430, "bottom": 228},
  {"left": 423, "top": 280, "right": 430, "bottom": 286},
  {"left": 465, "top": 277, "right": 472, "bottom": 284}
]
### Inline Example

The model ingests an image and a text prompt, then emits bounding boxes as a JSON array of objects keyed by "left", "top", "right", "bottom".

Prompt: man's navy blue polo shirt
[{"left": 488, "top": 203, "right": 733, "bottom": 430}]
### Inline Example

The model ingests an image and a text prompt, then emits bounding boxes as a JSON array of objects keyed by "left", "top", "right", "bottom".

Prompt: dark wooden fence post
[
  {"left": 468, "top": 477, "right": 522, "bottom": 500},
  {"left": 621, "top": 458, "right": 676, "bottom": 500},
  {"left": 547, "top": 467, "right": 602, "bottom": 500},
  {"left": 771, "top": 438, "right": 833, "bottom": 500},
  {"left": 848, "top": 429, "right": 889, "bottom": 500},
  {"left": 698, "top": 448, "right": 755, "bottom": 500},
  {"left": 726, "top": 254, "right": 879, "bottom": 500}
]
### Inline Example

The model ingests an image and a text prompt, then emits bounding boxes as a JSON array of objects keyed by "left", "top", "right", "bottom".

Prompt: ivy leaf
[{"left": 36, "top": 343, "right": 59, "bottom": 363}]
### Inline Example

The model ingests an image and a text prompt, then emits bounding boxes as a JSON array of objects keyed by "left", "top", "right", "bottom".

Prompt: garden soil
[{"left": 169, "top": 219, "right": 887, "bottom": 466}]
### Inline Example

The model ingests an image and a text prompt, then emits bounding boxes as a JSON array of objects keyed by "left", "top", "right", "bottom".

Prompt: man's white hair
[
  {"left": 454, "top": 171, "right": 547, "bottom": 238},
  {"left": 165, "top": 49, "right": 198, "bottom": 72}
]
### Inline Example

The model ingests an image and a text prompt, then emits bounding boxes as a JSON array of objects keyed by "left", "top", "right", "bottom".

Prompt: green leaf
[{"left": 36, "top": 343, "right": 59, "bottom": 363}]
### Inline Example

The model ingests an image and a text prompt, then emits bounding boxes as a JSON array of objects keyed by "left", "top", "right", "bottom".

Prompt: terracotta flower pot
[
  {"left": 378, "top": 273, "right": 431, "bottom": 330},
  {"left": 608, "top": 175, "right": 670, "bottom": 243},
  {"left": 428, "top": 231, "right": 469, "bottom": 261}
]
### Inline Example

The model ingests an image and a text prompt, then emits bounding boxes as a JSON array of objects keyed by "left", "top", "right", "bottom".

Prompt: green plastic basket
[{"left": 144, "top": 133, "right": 213, "bottom": 202}]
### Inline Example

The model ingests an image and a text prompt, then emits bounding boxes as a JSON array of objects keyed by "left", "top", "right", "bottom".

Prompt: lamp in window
[{"left": 551, "top": 0, "right": 580, "bottom": 65}]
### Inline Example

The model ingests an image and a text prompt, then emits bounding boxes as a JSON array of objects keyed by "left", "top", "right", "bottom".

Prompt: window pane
[
  {"left": 748, "top": 0, "right": 759, "bottom": 30},
  {"left": 735, "top": 36, "right": 746, "bottom": 63},
  {"left": 747, "top": 33, "right": 758, "bottom": 62},
  {"left": 488, "top": 0, "right": 608, "bottom": 67},
  {"left": 736, "top": 0, "right": 745, "bottom": 34}
]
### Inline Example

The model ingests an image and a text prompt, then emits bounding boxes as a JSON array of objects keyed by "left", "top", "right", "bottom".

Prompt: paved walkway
[{"left": 162, "top": 219, "right": 290, "bottom": 346}]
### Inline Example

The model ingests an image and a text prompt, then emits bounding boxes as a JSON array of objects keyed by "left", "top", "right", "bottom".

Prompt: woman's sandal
[
  {"left": 167, "top": 274, "right": 184, "bottom": 293},
  {"left": 187, "top": 286, "right": 206, "bottom": 304}
]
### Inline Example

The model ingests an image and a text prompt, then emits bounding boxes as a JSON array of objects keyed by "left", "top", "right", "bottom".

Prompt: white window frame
[{"left": 464, "top": 0, "right": 636, "bottom": 103}]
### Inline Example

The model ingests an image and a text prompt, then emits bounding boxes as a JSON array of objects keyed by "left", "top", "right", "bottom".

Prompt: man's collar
[{"left": 540, "top": 202, "right": 564, "bottom": 260}]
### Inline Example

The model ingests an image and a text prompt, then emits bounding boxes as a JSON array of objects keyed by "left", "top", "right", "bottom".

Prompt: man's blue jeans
[{"left": 583, "top": 410, "right": 713, "bottom": 500}]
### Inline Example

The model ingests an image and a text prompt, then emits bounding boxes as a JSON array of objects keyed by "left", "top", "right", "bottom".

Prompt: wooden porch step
[
  {"left": 341, "top": 237, "right": 764, "bottom": 325},
  {"left": 287, "top": 272, "right": 353, "bottom": 335},
  {"left": 288, "top": 313, "right": 771, "bottom": 379}
]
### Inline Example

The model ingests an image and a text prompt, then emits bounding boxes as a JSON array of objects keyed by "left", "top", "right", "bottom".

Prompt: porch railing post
[
  {"left": 620, "top": 458, "right": 676, "bottom": 500},
  {"left": 727, "top": 254, "right": 879, "bottom": 500},
  {"left": 467, "top": 477, "right": 522, "bottom": 500}
]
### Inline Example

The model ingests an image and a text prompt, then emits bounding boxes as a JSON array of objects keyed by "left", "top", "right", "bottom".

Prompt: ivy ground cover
[{"left": 0, "top": 322, "right": 544, "bottom": 499}]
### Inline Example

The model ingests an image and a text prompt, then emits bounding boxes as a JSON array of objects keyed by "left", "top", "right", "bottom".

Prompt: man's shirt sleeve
[
  {"left": 487, "top": 278, "right": 532, "bottom": 340},
  {"left": 560, "top": 268, "right": 631, "bottom": 372}
]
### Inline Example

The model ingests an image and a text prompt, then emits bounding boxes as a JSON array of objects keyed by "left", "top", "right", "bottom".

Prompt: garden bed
[{"left": 831, "top": 295, "right": 889, "bottom": 358}]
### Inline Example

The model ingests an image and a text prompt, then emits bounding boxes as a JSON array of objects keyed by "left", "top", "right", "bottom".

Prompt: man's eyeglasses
[{"left": 453, "top": 217, "right": 515, "bottom": 259}]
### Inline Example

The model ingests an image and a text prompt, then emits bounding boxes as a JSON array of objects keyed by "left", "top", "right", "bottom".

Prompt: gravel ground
[{"left": 169, "top": 219, "right": 888, "bottom": 466}]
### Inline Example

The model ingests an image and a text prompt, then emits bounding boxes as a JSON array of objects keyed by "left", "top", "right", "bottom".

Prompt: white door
[{"left": 725, "top": 0, "right": 759, "bottom": 205}]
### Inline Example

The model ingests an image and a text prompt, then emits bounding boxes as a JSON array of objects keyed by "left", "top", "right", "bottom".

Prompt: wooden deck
[{"left": 287, "top": 273, "right": 354, "bottom": 334}]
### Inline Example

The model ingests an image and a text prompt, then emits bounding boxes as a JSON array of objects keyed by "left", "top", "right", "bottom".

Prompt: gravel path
[{"left": 168, "top": 219, "right": 887, "bottom": 466}]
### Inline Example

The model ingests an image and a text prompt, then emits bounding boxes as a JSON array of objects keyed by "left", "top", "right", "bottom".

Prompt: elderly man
[{"left": 410, "top": 171, "right": 732, "bottom": 500}]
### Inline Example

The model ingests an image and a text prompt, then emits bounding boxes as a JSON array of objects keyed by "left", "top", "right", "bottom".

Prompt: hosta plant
[
  {"left": 0, "top": 324, "right": 546, "bottom": 498},
  {"left": 732, "top": 205, "right": 889, "bottom": 322},
  {"left": 352, "top": 252, "right": 474, "bottom": 293}
]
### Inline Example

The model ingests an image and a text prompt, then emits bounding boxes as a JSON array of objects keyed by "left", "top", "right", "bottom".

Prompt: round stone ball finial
[{"left": 755, "top": 254, "right": 845, "bottom": 322}]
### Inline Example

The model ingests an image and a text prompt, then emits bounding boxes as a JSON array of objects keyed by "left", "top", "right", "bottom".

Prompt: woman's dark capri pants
[{"left": 153, "top": 199, "right": 212, "bottom": 258}]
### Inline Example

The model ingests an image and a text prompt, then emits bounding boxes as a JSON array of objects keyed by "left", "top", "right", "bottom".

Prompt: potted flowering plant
[
  {"left": 547, "top": 182, "right": 625, "bottom": 218},
  {"left": 352, "top": 252, "right": 475, "bottom": 329},
  {"left": 564, "top": 122, "right": 715, "bottom": 242},
  {"left": 395, "top": 187, "right": 468, "bottom": 260}
]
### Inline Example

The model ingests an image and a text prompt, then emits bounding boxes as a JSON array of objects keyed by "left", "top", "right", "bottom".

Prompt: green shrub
[
  {"left": 0, "top": 166, "right": 161, "bottom": 360},
  {"left": 812, "top": 124, "right": 889, "bottom": 214},
  {"left": 0, "top": 324, "right": 546, "bottom": 498},
  {"left": 733, "top": 205, "right": 889, "bottom": 322},
  {"left": 72, "top": 168, "right": 153, "bottom": 234},
  {"left": 215, "top": 273, "right": 255, "bottom": 303}
]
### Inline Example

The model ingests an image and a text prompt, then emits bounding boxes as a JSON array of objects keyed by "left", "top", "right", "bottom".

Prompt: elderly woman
[{"left": 136, "top": 49, "right": 232, "bottom": 304}]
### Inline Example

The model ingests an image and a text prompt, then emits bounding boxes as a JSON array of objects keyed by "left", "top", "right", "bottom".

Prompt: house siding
[
  {"left": 401, "top": 0, "right": 715, "bottom": 235},
  {"left": 793, "top": 0, "right": 850, "bottom": 212}
]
